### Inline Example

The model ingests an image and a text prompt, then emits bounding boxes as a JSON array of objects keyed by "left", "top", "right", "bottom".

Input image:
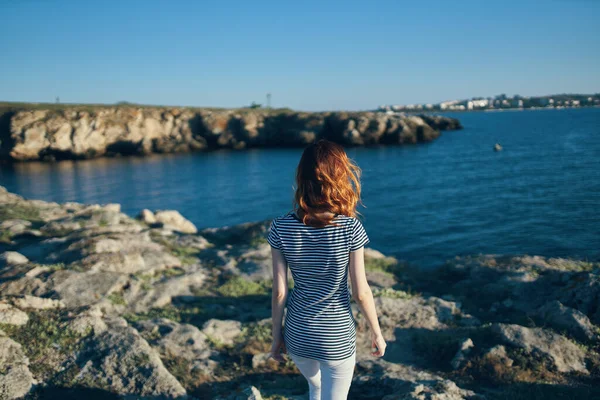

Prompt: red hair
[{"left": 294, "top": 140, "right": 363, "bottom": 227}]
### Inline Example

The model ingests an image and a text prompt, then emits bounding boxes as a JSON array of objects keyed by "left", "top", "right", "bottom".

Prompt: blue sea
[{"left": 1, "top": 108, "right": 599, "bottom": 268}]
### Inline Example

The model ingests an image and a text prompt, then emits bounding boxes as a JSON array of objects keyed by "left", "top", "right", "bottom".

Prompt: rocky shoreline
[
  {"left": 0, "top": 187, "right": 598, "bottom": 399},
  {"left": 0, "top": 107, "right": 461, "bottom": 162}
]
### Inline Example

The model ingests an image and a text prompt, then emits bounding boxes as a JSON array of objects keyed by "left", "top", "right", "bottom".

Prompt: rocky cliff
[
  {"left": 0, "top": 187, "right": 599, "bottom": 399},
  {"left": 0, "top": 107, "right": 461, "bottom": 161}
]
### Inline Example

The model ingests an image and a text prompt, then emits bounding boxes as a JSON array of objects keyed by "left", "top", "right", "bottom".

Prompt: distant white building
[
  {"left": 467, "top": 99, "right": 489, "bottom": 110},
  {"left": 440, "top": 100, "right": 460, "bottom": 110}
]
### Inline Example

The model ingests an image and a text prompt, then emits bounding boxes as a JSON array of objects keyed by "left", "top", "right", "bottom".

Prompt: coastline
[
  {"left": 0, "top": 186, "right": 598, "bottom": 399},
  {"left": 0, "top": 106, "right": 461, "bottom": 163}
]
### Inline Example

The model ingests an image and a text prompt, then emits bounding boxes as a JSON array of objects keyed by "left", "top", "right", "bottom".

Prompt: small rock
[
  {"left": 0, "top": 303, "right": 29, "bottom": 326},
  {"left": 451, "top": 338, "right": 474, "bottom": 370},
  {"left": 154, "top": 210, "right": 197, "bottom": 234},
  {"left": 243, "top": 386, "right": 263, "bottom": 400},
  {"left": 252, "top": 352, "right": 273, "bottom": 369},
  {"left": 226, "top": 386, "right": 264, "bottom": 400},
  {"left": 0, "top": 252, "right": 29, "bottom": 267},
  {"left": 202, "top": 319, "right": 243, "bottom": 346},
  {"left": 69, "top": 307, "right": 108, "bottom": 335},
  {"left": 12, "top": 295, "right": 65, "bottom": 310},
  {"left": 24, "top": 265, "right": 50, "bottom": 277},
  {"left": 138, "top": 209, "right": 157, "bottom": 224}
]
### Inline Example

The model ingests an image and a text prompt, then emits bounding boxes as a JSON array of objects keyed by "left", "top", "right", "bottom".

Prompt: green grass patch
[
  {"left": 411, "top": 329, "right": 463, "bottom": 369},
  {"left": 205, "top": 333, "right": 228, "bottom": 350},
  {"left": 217, "top": 276, "right": 269, "bottom": 297},
  {"left": 171, "top": 246, "right": 200, "bottom": 265},
  {"left": 0, "top": 311, "right": 91, "bottom": 380},
  {"left": 107, "top": 292, "right": 126, "bottom": 306},
  {"left": 45, "top": 263, "right": 67, "bottom": 271},
  {"left": 162, "top": 267, "right": 186, "bottom": 278},
  {"left": 124, "top": 306, "right": 185, "bottom": 324},
  {"left": 156, "top": 240, "right": 201, "bottom": 265},
  {"left": 0, "top": 204, "right": 42, "bottom": 222},
  {"left": 161, "top": 355, "right": 211, "bottom": 396},
  {"left": 249, "top": 236, "right": 269, "bottom": 247},
  {"left": 0, "top": 231, "right": 12, "bottom": 244},
  {"left": 134, "top": 267, "right": 186, "bottom": 288},
  {"left": 372, "top": 288, "right": 414, "bottom": 299},
  {"left": 36, "top": 262, "right": 86, "bottom": 273},
  {"left": 238, "top": 322, "right": 272, "bottom": 346},
  {"left": 365, "top": 256, "right": 402, "bottom": 276}
]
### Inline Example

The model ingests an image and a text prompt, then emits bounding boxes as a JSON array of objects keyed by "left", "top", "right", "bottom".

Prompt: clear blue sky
[{"left": 1, "top": 0, "right": 598, "bottom": 111}]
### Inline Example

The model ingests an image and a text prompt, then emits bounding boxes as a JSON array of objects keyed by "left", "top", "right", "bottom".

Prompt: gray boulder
[
  {"left": 535, "top": 300, "right": 599, "bottom": 342},
  {"left": 154, "top": 210, "right": 198, "bottom": 234},
  {"left": 0, "top": 251, "right": 29, "bottom": 267},
  {"left": 138, "top": 209, "right": 157, "bottom": 224},
  {"left": 0, "top": 220, "right": 32, "bottom": 236},
  {"left": 491, "top": 323, "right": 588, "bottom": 373},
  {"left": 137, "top": 318, "right": 217, "bottom": 374}
]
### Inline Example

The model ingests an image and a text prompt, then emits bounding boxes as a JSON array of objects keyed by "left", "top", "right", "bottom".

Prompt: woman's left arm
[{"left": 270, "top": 247, "right": 288, "bottom": 362}]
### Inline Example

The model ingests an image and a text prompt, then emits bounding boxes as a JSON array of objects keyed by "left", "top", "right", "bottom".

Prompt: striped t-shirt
[{"left": 267, "top": 211, "right": 370, "bottom": 361}]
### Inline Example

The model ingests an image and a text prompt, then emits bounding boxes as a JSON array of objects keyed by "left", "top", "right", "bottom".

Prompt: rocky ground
[
  {"left": 0, "top": 186, "right": 598, "bottom": 399},
  {"left": 0, "top": 106, "right": 461, "bottom": 161}
]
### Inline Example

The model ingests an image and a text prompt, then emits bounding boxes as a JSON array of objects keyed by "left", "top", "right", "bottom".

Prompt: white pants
[{"left": 288, "top": 350, "right": 356, "bottom": 400}]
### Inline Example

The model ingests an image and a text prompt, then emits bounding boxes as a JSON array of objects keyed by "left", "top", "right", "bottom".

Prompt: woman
[{"left": 267, "top": 139, "right": 386, "bottom": 400}]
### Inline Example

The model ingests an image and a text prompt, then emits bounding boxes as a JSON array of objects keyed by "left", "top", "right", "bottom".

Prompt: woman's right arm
[{"left": 349, "top": 247, "right": 387, "bottom": 357}]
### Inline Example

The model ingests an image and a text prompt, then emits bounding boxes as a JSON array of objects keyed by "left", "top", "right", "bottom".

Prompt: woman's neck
[{"left": 296, "top": 209, "right": 337, "bottom": 219}]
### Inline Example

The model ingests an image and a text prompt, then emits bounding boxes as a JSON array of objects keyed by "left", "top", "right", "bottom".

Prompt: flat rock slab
[{"left": 76, "top": 325, "right": 186, "bottom": 398}]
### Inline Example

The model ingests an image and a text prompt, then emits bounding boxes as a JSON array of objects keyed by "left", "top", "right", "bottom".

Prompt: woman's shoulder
[
  {"left": 335, "top": 214, "right": 361, "bottom": 223},
  {"left": 271, "top": 211, "right": 296, "bottom": 224}
]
